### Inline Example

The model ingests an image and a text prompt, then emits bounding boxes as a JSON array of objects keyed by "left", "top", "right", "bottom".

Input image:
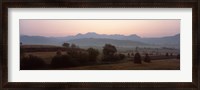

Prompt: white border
[{"left": 8, "top": 8, "right": 192, "bottom": 82}]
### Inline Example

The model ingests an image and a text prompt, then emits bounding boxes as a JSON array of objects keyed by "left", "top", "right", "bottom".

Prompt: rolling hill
[
  {"left": 20, "top": 32, "right": 180, "bottom": 48},
  {"left": 67, "top": 38, "right": 148, "bottom": 47}
]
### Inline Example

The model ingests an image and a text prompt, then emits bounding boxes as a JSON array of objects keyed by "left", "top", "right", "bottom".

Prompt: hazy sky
[{"left": 20, "top": 20, "right": 180, "bottom": 38}]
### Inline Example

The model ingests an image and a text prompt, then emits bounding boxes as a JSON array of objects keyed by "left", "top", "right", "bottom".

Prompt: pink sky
[{"left": 20, "top": 20, "right": 180, "bottom": 38}]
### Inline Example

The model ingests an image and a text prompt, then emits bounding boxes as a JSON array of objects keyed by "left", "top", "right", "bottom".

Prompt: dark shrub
[
  {"left": 87, "top": 48, "right": 99, "bottom": 62},
  {"left": 127, "top": 53, "right": 130, "bottom": 57},
  {"left": 118, "top": 54, "right": 125, "bottom": 60},
  {"left": 102, "top": 44, "right": 117, "bottom": 61},
  {"left": 67, "top": 48, "right": 90, "bottom": 65},
  {"left": 56, "top": 50, "right": 62, "bottom": 55},
  {"left": 20, "top": 55, "right": 46, "bottom": 70},
  {"left": 62, "top": 42, "right": 70, "bottom": 48},
  {"left": 103, "top": 44, "right": 117, "bottom": 56},
  {"left": 170, "top": 53, "right": 173, "bottom": 56},
  {"left": 20, "top": 47, "right": 25, "bottom": 58},
  {"left": 102, "top": 55, "right": 116, "bottom": 61},
  {"left": 134, "top": 53, "right": 142, "bottom": 64},
  {"left": 102, "top": 54, "right": 125, "bottom": 62},
  {"left": 75, "top": 52, "right": 89, "bottom": 65},
  {"left": 131, "top": 53, "right": 134, "bottom": 56},
  {"left": 166, "top": 53, "right": 169, "bottom": 57},
  {"left": 63, "top": 55, "right": 81, "bottom": 67},
  {"left": 144, "top": 53, "right": 151, "bottom": 63},
  {"left": 51, "top": 53, "right": 82, "bottom": 68},
  {"left": 50, "top": 53, "right": 84, "bottom": 68},
  {"left": 102, "top": 55, "right": 112, "bottom": 61},
  {"left": 67, "top": 49, "right": 78, "bottom": 57},
  {"left": 176, "top": 54, "right": 180, "bottom": 59},
  {"left": 51, "top": 55, "right": 68, "bottom": 68},
  {"left": 71, "top": 43, "right": 77, "bottom": 48}
]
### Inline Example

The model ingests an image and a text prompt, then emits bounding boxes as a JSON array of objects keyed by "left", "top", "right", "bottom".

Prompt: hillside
[
  {"left": 67, "top": 38, "right": 148, "bottom": 47},
  {"left": 20, "top": 32, "right": 180, "bottom": 48}
]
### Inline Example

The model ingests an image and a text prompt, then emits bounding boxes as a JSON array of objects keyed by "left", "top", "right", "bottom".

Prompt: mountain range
[{"left": 20, "top": 32, "right": 180, "bottom": 48}]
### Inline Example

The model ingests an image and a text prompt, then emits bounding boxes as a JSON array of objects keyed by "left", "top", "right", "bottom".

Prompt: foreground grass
[{"left": 66, "top": 59, "right": 180, "bottom": 70}]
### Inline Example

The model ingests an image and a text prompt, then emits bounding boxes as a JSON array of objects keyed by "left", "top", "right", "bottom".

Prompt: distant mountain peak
[
  {"left": 77, "top": 33, "right": 82, "bottom": 35},
  {"left": 128, "top": 34, "right": 140, "bottom": 38},
  {"left": 85, "top": 32, "right": 97, "bottom": 34},
  {"left": 21, "top": 32, "right": 180, "bottom": 49}
]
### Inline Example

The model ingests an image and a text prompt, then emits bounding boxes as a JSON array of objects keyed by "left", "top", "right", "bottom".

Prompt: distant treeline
[
  {"left": 21, "top": 46, "right": 85, "bottom": 52},
  {"left": 22, "top": 47, "right": 66, "bottom": 52}
]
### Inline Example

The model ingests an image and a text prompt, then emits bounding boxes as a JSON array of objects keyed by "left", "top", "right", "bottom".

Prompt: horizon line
[{"left": 20, "top": 32, "right": 180, "bottom": 38}]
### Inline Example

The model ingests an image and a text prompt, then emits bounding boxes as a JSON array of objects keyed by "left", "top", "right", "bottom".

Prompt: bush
[
  {"left": 170, "top": 53, "right": 173, "bottom": 56},
  {"left": 118, "top": 54, "right": 125, "bottom": 60},
  {"left": 102, "top": 54, "right": 125, "bottom": 62},
  {"left": 71, "top": 43, "right": 77, "bottom": 48},
  {"left": 87, "top": 48, "right": 99, "bottom": 62},
  {"left": 51, "top": 49, "right": 92, "bottom": 68},
  {"left": 166, "top": 53, "right": 169, "bottom": 57},
  {"left": 102, "top": 55, "right": 116, "bottom": 61},
  {"left": 127, "top": 53, "right": 130, "bottom": 57},
  {"left": 131, "top": 53, "right": 134, "bottom": 56},
  {"left": 176, "top": 54, "right": 180, "bottom": 59},
  {"left": 144, "top": 53, "right": 151, "bottom": 63},
  {"left": 103, "top": 44, "right": 117, "bottom": 56},
  {"left": 134, "top": 53, "right": 142, "bottom": 64},
  {"left": 51, "top": 54, "right": 68, "bottom": 68},
  {"left": 102, "top": 44, "right": 118, "bottom": 61},
  {"left": 20, "top": 55, "right": 46, "bottom": 70},
  {"left": 62, "top": 42, "right": 70, "bottom": 48},
  {"left": 51, "top": 54, "right": 83, "bottom": 68},
  {"left": 75, "top": 52, "right": 89, "bottom": 65}
]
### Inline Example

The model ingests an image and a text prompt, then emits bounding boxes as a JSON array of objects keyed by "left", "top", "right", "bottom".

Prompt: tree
[
  {"left": 118, "top": 53, "right": 125, "bottom": 60},
  {"left": 71, "top": 43, "right": 77, "bottom": 48},
  {"left": 144, "top": 53, "right": 151, "bottom": 63},
  {"left": 87, "top": 48, "right": 99, "bottom": 62},
  {"left": 135, "top": 47, "right": 139, "bottom": 52},
  {"left": 56, "top": 50, "right": 62, "bottom": 56},
  {"left": 134, "top": 52, "right": 142, "bottom": 64},
  {"left": 62, "top": 43, "right": 70, "bottom": 48},
  {"left": 51, "top": 54, "right": 71, "bottom": 68},
  {"left": 21, "top": 54, "right": 46, "bottom": 70},
  {"left": 103, "top": 44, "right": 117, "bottom": 56},
  {"left": 102, "top": 44, "right": 118, "bottom": 61},
  {"left": 166, "top": 53, "right": 169, "bottom": 57},
  {"left": 127, "top": 53, "right": 130, "bottom": 57},
  {"left": 131, "top": 52, "right": 134, "bottom": 56},
  {"left": 176, "top": 54, "right": 180, "bottom": 59},
  {"left": 20, "top": 42, "right": 25, "bottom": 58},
  {"left": 170, "top": 53, "right": 173, "bottom": 56}
]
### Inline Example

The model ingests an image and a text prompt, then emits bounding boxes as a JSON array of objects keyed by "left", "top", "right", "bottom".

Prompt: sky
[{"left": 20, "top": 20, "right": 180, "bottom": 38}]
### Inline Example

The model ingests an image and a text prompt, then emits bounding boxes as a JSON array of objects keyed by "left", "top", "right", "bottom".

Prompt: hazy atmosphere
[
  {"left": 20, "top": 19, "right": 180, "bottom": 70},
  {"left": 20, "top": 20, "right": 180, "bottom": 38}
]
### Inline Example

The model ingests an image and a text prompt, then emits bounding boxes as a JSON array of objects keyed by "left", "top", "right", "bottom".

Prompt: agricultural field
[
  {"left": 67, "top": 59, "right": 180, "bottom": 70},
  {"left": 21, "top": 45, "right": 180, "bottom": 70}
]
